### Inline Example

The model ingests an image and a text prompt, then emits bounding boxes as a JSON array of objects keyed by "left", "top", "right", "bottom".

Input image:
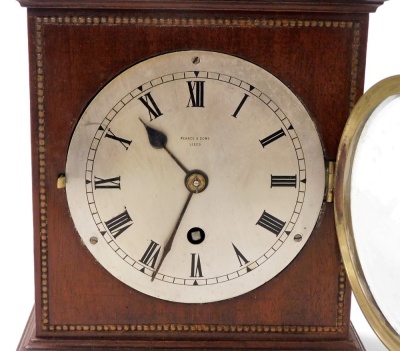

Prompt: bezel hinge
[{"left": 325, "top": 161, "right": 335, "bottom": 203}]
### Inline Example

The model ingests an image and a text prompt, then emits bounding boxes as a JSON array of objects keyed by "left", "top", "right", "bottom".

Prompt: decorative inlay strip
[
  {"left": 38, "top": 15, "right": 356, "bottom": 29},
  {"left": 35, "top": 14, "right": 360, "bottom": 334},
  {"left": 47, "top": 323, "right": 342, "bottom": 333},
  {"left": 34, "top": 17, "right": 50, "bottom": 332},
  {"left": 336, "top": 262, "right": 348, "bottom": 332},
  {"left": 349, "top": 22, "right": 362, "bottom": 114}
]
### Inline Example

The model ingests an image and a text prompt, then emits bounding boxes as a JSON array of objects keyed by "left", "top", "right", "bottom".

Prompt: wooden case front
[{"left": 24, "top": 3, "right": 374, "bottom": 349}]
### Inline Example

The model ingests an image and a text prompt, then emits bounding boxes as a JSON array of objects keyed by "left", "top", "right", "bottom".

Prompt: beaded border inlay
[{"left": 34, "top": 15, "right": 359, "bottom": 333}]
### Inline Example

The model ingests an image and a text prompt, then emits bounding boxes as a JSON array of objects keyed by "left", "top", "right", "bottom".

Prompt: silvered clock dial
[{"left": 66, "top": 50, "right": 325, "bottom": 303}]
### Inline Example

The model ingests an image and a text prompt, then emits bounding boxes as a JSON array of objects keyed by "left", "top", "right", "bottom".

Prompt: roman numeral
[
  {"left": 260, "top": 128, "right": 285, "bottom": 148},
  {"left": 256, "top": 211, "right": 285, "bottom": 236},
  {"left": 270, "top": 175, "right": 297, "bottom": 188},
  {"left": 187, "top": 81, "right": 205, "bottom": 107},
  {"left": 94, "top": 176, "right": 121, "bottom": 189},
  {"left": 103, "top": 128, "right": 132, "bottom": 150},
  {"left": 139, "top": 92, "right": 163, "bottom": 121},
  {"left": 232, "top": 94, "right": 250, "bottom": 117},
  {"left": 139, "top": 240, "right": 161, "bottom": 269},
  {"left": 104, "top": 209, "right": 133, "bottom": 239},
  {"left": 190, "top": 253, "right": 203, "bottom": 278},
  {"left": 232, "top": 243, "right": 249, "bottom": 266}
]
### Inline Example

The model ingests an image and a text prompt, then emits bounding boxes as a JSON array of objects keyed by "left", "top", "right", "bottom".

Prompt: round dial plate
[{"left": 66, "top": 51, "right": 325, "bottom": 303}]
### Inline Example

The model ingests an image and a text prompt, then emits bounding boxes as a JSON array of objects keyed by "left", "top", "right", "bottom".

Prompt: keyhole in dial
[{"left": 187, "top": 227, "right": 205, "bottom": 245}]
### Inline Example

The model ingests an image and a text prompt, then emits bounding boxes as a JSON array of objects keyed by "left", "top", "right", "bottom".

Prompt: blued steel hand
[
  {"left": 151, "top": 191, "right": 193, "bottom": 281},
  {"left": 139, "top": 118, "right": 189, "bottom": 174},
  {"left": 139, "top": 118, "right": 194, "bottom": 281}
]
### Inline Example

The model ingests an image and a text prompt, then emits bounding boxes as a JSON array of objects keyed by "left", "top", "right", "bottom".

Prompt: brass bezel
[{"left": 334, "top": 75, "right": 400, "bottom": 350}]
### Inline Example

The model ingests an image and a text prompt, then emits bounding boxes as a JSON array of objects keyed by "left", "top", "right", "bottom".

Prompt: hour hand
[
  {"left": 139, "top": 118, "right": 189, "bottom": 174},
  {"left": 139, "top": 118, "right": 167, "bottom": 149}
]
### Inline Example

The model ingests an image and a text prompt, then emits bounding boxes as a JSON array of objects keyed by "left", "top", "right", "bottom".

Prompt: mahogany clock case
[{"left": 17, "top": 0, "right": 385, "bottom": 350}]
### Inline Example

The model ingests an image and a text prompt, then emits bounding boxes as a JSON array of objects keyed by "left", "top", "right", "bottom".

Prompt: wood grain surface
[{"left": 17, "top": 1, "right": 379, "bottom": 349}]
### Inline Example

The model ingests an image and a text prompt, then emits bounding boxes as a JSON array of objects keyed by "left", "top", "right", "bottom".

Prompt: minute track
[
  {"left": 88, "top": 70, "right": 306, "bottom": 283},
  {"left": 65, "top": 51, "right": 325, "bottom": 303}
]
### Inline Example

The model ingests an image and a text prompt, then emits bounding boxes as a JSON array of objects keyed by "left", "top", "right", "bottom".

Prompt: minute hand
[
  {"left": 151, "top": 191, "right": 193, "bottom": 281},
  {"left": 139, "top": 118, "right": 189, "bottom": 174}
]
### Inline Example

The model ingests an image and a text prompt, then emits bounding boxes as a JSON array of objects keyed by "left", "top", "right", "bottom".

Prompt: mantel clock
[{"left": 17, "top": 0, "right": 392, "bottom": 350}]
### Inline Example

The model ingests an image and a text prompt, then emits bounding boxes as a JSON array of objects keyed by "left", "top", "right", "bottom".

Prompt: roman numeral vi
[{"left": 190, "top": 253, "right": 203, "bottom": 277}]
